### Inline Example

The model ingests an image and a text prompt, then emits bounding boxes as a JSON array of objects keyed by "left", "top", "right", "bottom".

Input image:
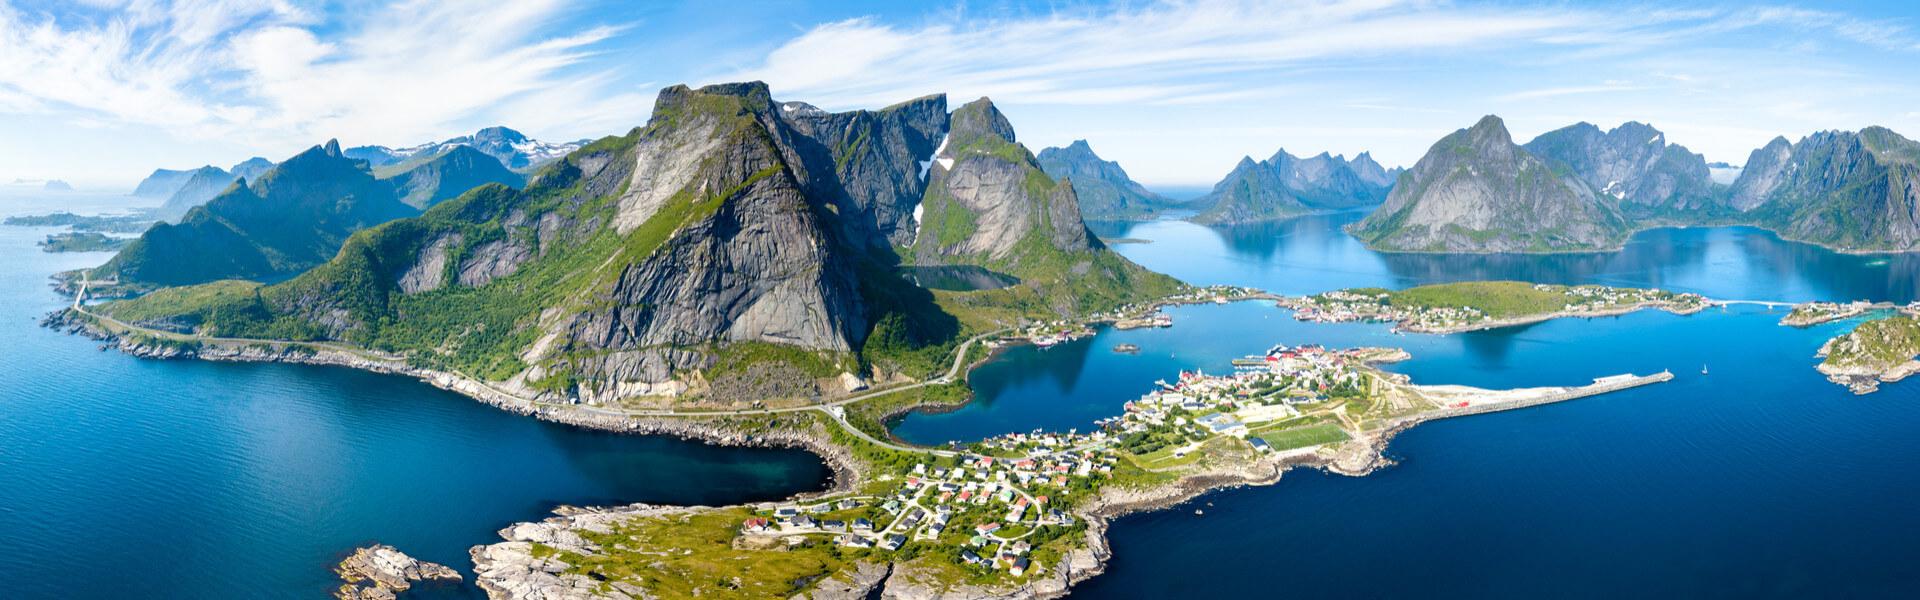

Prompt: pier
[{"left": 1422, "top": 370, "right": 1675, "bottom": 421}]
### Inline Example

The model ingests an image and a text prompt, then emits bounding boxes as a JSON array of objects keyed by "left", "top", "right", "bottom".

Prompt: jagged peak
[
  {"left": 879, "top": 92, "right": 947, "bottom": 113},
  {"left": 472, "top": 126, "right": 527, "bottom": 142},
  {"left": 651, "top": 81, "right": 778, "bottom": 122},
  {"left": 1464, "top": 115, "right": 1514, "bottom": 145},
  {"left": 323, "top": 139, "right": 342, "bottom": 157},
  {"left": 948, "top": 96, "right": 1017, "bottom": 150}
]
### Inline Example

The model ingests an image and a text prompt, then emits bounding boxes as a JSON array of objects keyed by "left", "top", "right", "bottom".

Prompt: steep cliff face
[
  {"left": 158, "top": 166, "right": 239, "bottom": 216},
  {"left": 1035, "top": 140, "right": 1173, "bottom": 220},
  {"left": 99, "top": 140, "right": 418, "bottom": 286},
  {"left": 1522, "top": 121, "right": 1718, "bottom": 216},
  {"left": 1352, "top": 115, "right": 1629, "bottom": 252},
  {"left": 913, "top": 98, "right": 1096, "bottom": 262},
  {"left": 1190, "top": 149, "right": 1393, "bottom": 225},
  {"left": 381, "top": 144, "right": 526, "bottom": 209},
  {"left": 132, "top": 168, "right": 198, "bottom": 198},
  {"left": 99, "top": 82, "right": 1178, "bottom": 404},
  {"left": 1735, "top": 128, "right": 1920, "bottom": 251},
  {"left": 779, "top": 95, "right": 948, "bottom": 249}
]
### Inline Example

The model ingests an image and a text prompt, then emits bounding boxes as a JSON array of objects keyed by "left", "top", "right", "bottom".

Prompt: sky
[{"left": 2, "top": 0, "right": 1919, "bottom": 189}]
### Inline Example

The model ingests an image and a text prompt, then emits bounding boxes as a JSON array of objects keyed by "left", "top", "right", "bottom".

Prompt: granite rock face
[
  {"left": 334, "top": 544, "right": 461, "bottom": 600},
  {"left": 1731, "top": 128, "right": 1920, "bottom": 251},
  {"left": 1191, "top": 149, "right": 1394, "bottom": 224},
  {"left": 1522, "top": 121, "right": 1718, "bottom": 216},
  {"left": 1352, "top": 115, "right": 1629, "bottom": 252},
  {"left": 1035, "top": 140, "right": 1173, "bottom": 220},
  {"left": 781, "top": 95, "right": 949, "bottom": 248},
  {"left": 913, "top": 97, "right": 1097, "bottom": 262}
]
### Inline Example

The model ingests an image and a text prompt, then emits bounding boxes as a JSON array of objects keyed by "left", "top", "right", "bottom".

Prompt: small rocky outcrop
[{"left": 334, "top": 544, "right": 461, "bottom": 600}]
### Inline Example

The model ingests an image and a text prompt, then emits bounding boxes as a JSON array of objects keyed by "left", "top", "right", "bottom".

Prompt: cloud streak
[
  {"left": 0, "top": 0, "right": 647, "bottom": 151},
  {"left": 717, "top": 0, "right": 1920, "bottom": 111}
]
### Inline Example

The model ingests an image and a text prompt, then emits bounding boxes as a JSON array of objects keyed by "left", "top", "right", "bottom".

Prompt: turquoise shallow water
[{"left": 0, "top": 193, "right": 830, "bottom": 598}]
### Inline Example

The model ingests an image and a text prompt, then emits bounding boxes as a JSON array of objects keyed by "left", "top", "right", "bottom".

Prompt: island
[
  {"left": 1780, "top": 300, "right": 1902, "bottom": 327},
  {"left": 1282, "top": 281, "right": 1709, "bottom": 333},
  {"left": 2, "top": 211, "right": 156, "bottom": 234},
  {"left": 462, "top": 343, "right": 1669, "bottom": 599},
  {"left": 1816, "top": 314, "right": 1920, "bottom": 394},
  {"left": 37, "top": 232, "right": 129, "bottom": 253},
  {"left": 49, "top": 285, "right": 1673, "bottom": 600}
]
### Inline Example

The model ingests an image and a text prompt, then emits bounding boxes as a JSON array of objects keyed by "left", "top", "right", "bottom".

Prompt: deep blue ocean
[
  {"left": 0, "top": 192, "right": 830, "bottom": 598},
  {"left": 7, "top": 195, "right": 1920, "bottom": 597}
]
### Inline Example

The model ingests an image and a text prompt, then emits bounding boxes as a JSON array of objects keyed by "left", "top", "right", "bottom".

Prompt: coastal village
[
  {"left": 1005, "top": 285, "right": 1269, "bottom": 347},
  {"left": 723, "top": 340, "right": 1462, "bottom": 584},
  {"left": 1283, "top": 283, "right": 1710, "bottom": 333}
]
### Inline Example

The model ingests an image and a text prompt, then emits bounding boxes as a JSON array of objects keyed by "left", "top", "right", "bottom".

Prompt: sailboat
[{"left": 1701, "top": 364, "right": 1709, "bottom": 375}]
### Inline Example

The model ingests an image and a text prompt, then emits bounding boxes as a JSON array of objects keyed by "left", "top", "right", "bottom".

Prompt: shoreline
[{"left": 49, "top": 303, "right": 1672, "bottom": 600}]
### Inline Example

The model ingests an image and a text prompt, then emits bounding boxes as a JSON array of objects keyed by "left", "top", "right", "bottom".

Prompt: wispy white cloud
[
  {"left": 1496, "top": 82, "right": 1647, "bottom": 102},
  {"left": 0, "top": 0, "right": 644, "bottom": 152},
  {"left": 719, "top": 1, "right": 1591, "bottom": 109}
]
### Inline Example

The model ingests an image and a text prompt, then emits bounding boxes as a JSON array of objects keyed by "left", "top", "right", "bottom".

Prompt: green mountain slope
[
  {"left": 379, "top": 145, "right": 526, "bottom": 209},
  {"left": 1035, "top": 140, "right": 1175, "bottom": 220},
  {"left": 100, "top": 83, "right": 1180, "bottom": 406},
  {"left": 96, "top": 141, "right": 418, "bottom": 287}
]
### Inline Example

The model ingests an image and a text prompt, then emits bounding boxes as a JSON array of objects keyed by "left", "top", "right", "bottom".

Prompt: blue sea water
[
  {"left": 0, "top": 193, "right": 830, "bottom": 598},
  {"left": 907, "top": 216, "right": 1920, "bottom": 597},
  {"left": 9, "top": 189, "right": 1920, "bottom": 597}
]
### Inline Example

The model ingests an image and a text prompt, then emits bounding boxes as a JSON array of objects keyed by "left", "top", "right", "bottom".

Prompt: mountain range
[
  {"left": 1191, "top": 149, "right": 1399, "bottom": 224},
  {"left": 345, "top": 126, "right": 583, "bottom": 172},
  {"left": 1354, "top": 115, "right": 1630, "bottom": 252},
  {"left": 1035, "top": 140, "right": 1179, "bottom": 220},
  {"left": 1348, "top": 115, "right": 1920, "bottom": 253},
  {"left": 97, "top": 82, "right": 1176, "bottom": 404}
]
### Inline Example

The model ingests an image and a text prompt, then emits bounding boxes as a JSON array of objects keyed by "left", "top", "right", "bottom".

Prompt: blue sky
[{"left": 3, "top": 0, "right": 1919, "bottom": 189}]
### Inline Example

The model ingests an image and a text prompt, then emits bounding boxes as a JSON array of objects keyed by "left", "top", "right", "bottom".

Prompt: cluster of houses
[
  {"left": 1291, "top": 285, "right": 1705, "bottom": 332},
  {"left": 739, "top": 436, "right": 1120, "bottom": 578},
  {"left": 1103, "top": 344, "right": 1369, "bottom": 450}
]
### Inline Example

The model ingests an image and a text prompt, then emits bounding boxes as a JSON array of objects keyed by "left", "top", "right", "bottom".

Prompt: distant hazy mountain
[
  {"left": 132, "top": 169, "right": 198, "bottom": 198},
  {"left": 1352, "top": 115, "right": 1628, "bottom": 252},
  {"left": 380, "top": 145, "right": 525, "bottom": 209},
  {"left": 98, "top": 140, "right": 418, "bottom": 286},
  {"left": 1522, "top": 121, "right": 1719, "bottom": 217},
  {"left": 43, "top": 180, "right": 72, "bottom": 192},
  {"left": 1035, "top": 140, "right": 1174, "bottom": 220},
  {"left": 158, "top": 167, "right": 239, "bottom": 215},
  {"left": 346, "top": 126, "right": 581, "bottom": 172},
  {"left": 230, "top": 157, "right": 274, "bottom": 182},
  {"left": 1731, "top": 127, "right": 1920, "bottom": 251},
  {"left": 1190, "top": 149, "right": 1397, "bottom": 225}
]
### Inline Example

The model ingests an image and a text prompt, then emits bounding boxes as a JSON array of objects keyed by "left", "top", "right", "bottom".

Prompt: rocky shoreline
[
  {"left": 1401, "top": 301, "right": 1709, "bottom": 334},
  {"left": 46, "top": 305, "right": 1428, "bottom": 599},
  {"left": 335, "top": 544, "right": 462, "bottom": 600}
]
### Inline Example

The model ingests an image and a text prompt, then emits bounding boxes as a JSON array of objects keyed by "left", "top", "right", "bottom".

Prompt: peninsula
[
  {"left": 1282, "top": 281, "right": 1709, "bottom": 333},
  {"left": 51, "top": 285, "right": 1670, "bottom": 599}
]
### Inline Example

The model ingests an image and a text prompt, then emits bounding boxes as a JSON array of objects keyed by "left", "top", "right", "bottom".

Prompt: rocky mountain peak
[
  {"left": 1466, "top": 115, "right": 1514, "bottom": 145},
  {"left": 472, "top": 126, "right": 528, "bottom": 144},
  {"left": 948, "top": 97, "right": 1017, "bottom": 150}
]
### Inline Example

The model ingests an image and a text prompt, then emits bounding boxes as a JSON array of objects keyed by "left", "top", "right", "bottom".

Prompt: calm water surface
[
  {"left": 908, "top": 215, "right": 1920, "bottom": 597},
  {"left": 0, "top": 192, "right": 830, "bottom": 598}
]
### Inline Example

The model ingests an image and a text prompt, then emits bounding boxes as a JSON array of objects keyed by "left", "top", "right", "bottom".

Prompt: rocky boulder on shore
[{"left": 335, "top": 544, "right": 461, "bottom": 600}]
